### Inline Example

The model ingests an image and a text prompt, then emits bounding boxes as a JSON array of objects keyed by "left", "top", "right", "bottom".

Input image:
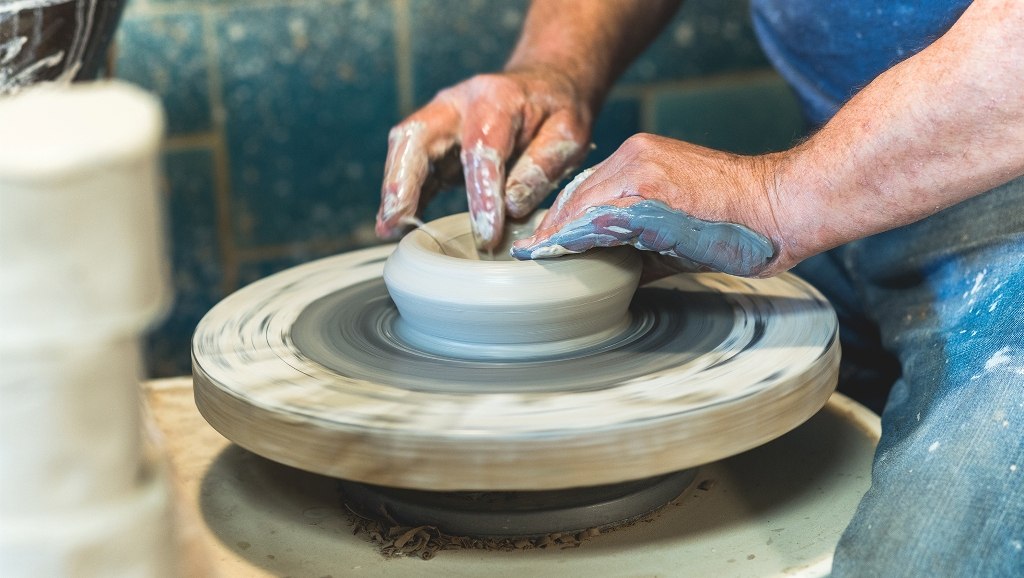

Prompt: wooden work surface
[{"left": 143, "top": 376, "right": 879, "bottom": 578}]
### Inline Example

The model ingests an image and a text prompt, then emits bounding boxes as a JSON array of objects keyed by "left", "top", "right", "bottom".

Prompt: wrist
[
  {"left": 503, "top": 55, "right": 610, "bottom": 120},
  {"left": 502, "top": 0, "right": 667, "bottom": 118},
  {"left": 751, "top": 148, "right": 831, "bottom": 276}
]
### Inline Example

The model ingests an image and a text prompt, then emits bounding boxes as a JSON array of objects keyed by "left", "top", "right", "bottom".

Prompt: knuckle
[
  {"left": 387, "top": 123, "right": 411, "bottom": 142},
  {"left": 633, "top": 181, "right": 661, "bottom": 199},
  {"left": 622, "top": 132, "right": 659, "bottom": 150},
  {"left": 468, "top": 72, "right": 511, "bottom": 88}
]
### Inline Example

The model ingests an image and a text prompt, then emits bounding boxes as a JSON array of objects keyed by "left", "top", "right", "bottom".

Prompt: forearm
[
  {"left": 505, "top": 0, "right": 681, "bottom": 115},
  {"left": 775, "top": 0, "right": 1024, "bottom": 263}
]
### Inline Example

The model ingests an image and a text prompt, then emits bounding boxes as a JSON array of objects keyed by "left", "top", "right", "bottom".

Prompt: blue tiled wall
[{"left": 115, "top": 0, "right": 803, "bottom": 377}]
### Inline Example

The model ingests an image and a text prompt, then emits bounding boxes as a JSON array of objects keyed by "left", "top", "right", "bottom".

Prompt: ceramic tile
[
  {"left": 586, "top": 96, "right": 642, "bottom": 168},
  {"left": 116, "top": 11, "right": 211, "bottom": 135},
  {"left": 652, "top": 74, "right": 805, "bottom": 154},
  {"left": 235, "top": 241, "right": 383, "bottom": 287},
  {"left": 147, "top": 148, "right": 224, "bottom": 377},
  {"left": 622, "top": 0, "right": 769, "bottom": 85},
  {"left": 409, "top": 0, "right": 528, "bottom": 105},
  {"left": 215, "top": 1, "right": 397, "bottom": 249},
  {"left": 420, "top": 187, "right": 470, "bottom": 222}
]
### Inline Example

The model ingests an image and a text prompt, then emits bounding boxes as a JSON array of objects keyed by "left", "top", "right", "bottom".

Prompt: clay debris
[{"left": 343, "top": 504, "right": 602, "bottom": 560}]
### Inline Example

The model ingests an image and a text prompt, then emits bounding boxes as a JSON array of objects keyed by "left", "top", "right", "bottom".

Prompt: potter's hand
[
  {"left": 376, "top": 70, "right": 593, "bottom": 251},
  {"left": 512, "top": 134, "right": 793, "bottom": 278}
]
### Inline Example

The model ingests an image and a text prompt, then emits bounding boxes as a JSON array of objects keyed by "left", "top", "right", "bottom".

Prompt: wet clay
[{"left": 383, "top": 212, "right": 642, "bottom": 360}]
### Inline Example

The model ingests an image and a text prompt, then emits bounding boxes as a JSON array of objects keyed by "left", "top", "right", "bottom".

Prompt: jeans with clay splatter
[{"left": 794, "top": 176, "right": 1024, "bottom": 577}]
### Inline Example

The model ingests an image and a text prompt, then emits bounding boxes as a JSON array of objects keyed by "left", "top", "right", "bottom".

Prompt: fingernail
[
  {"left": 520, "top": 243, "right": 574, "bottom": 259},
  {"left": 510, "top": 237, "right": 576, "bottom": 260}
]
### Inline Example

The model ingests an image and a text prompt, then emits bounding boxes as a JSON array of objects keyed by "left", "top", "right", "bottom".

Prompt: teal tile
[
  {"left": 236, "top": 245, "right": 364, "bottom": 287},
  {"left": 652, "top": 74, "right": 806, "bottom": 154},
  {"left": 147, "top": 148, "right": 224, "bottom": 377},
  {"left": 116, "top": 12, "right": 211, "bottom": 136},
  {"left": 622, "top": 0, "right": 768, "bottom": 85},
  {"left": 587, "top": 96, "right": 641, "bottom": 167},
  {"left": 409, "top": 0, "right": 528, "bottom": 105},
  {"left": 408, "top": 0, "right": 765, "bottom": 97},
  {"left": 215, "top": 1, "right": 398, "bottom": 249},
  {"left": 421, "top": 187, "right": 470, "bottom": 222}
]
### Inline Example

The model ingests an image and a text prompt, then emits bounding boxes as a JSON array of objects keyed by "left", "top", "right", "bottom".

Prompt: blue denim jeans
[{"left": 793, "top": 176, "right": 1024, "bottom": 576}]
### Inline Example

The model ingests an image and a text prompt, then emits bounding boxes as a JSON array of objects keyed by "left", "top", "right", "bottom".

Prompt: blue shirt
[{"left": 750, "top": 0, "right": 974, "bottom": 126}]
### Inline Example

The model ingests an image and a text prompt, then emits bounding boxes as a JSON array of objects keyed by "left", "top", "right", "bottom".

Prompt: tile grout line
[
  {"left": 392, "top": 0, "right": 414, "bottom": 116},
  {"left": 641, "top": 67, "right": 781, "bottom": 99},
  {"left": 122, "top": 0, "right": 149, "bottom": 16},
  {"left": 200, "top": 5, "right": 239, "bottom": 295},
  {"left": 164, "top": 130, "right": 218, "bottom": 151}
]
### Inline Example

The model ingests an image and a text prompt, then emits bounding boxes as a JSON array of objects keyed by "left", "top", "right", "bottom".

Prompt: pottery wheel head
[
  {"left": 192, "top": 229, "right": 840, "bottom": 491},
  {"left": 382, "top": 212, "right": 643, "bottom": 360}
]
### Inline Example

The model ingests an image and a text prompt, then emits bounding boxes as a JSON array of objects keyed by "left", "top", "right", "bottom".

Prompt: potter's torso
[{"left": 750, "top": 0, "right": 973, "bottom": 125}]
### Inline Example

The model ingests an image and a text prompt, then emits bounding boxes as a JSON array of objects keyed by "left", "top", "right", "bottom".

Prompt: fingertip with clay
[
  {"left": 505, "top": 181, "right": 545, "bottom": 220},
  {"left": 375, "top": 210, "right": 415, "bottom": 241},
  {"left": 510, "top": 206, "right": 602, "bottom": 260},
  {"left": 504, "top": 127, "right": 587, "bottom": 219},
  {"left": 377, "top": 121, "right": 432, "bottom": 241},
  {"left": 462, "top": 142, "right": 507, "bottom": 251},
  {"left": 510, "top": 236, "right": 577, "bottom": 260}
]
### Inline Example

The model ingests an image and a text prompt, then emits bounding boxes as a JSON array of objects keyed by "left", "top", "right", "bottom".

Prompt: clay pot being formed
[{"left": 383, "top": 212, "right": 643, "bottom": 361}]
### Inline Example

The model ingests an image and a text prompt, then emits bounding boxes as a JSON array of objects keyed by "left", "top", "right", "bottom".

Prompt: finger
[
  {"left": 460, "top": 109, "right": 519, "bottom": 250},
  {"left": 505, "top": 114, "right": 588, "bottom": 218},
  {"left": 514, "top": 198, "right": 776, "bottom": 277},
  {"left": 377, "top": 104, "right": 459, "bottom": 239},
  {"left": 511, "top": 197, "right": 643, "bottom": 259}
]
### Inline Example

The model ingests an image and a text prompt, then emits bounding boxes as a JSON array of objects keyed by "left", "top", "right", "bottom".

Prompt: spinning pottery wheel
[{"left": 193, "top": 213, "right": 839, "bottom": 536}]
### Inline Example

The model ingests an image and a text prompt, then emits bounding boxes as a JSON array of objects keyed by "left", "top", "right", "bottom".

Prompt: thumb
[{"left": 510, "top": 199, "right": 644, "bottom": 259}]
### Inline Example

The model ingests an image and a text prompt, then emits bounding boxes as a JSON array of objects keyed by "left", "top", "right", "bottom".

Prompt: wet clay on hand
[{"left": 512, "top": 199, "right": 776, "bottom": 277}]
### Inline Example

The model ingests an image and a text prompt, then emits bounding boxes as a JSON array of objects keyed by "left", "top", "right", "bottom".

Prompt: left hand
[{"left": 511, "top": 133, "right": 796, "bottom": 278}]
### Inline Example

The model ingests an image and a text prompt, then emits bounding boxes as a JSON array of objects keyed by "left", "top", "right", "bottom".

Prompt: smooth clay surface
[
  {"left": 383, "top": 212, "right": 642, "bottom": 360},
  {"left": 192, "top": 243, "right": 841, "bottom": 491}
]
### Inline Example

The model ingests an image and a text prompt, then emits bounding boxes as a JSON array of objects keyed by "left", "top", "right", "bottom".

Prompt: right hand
[
  {"left": 376, "top": 69, "right": 594, "bottom": 251},
  {"left": 510, "top": 134, "right": 785, "bottom": 278}
]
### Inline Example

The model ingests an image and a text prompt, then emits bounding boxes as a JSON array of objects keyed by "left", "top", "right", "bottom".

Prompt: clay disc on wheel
[{"left": 193, "top": 245, "right": 839, "bottom": 491}]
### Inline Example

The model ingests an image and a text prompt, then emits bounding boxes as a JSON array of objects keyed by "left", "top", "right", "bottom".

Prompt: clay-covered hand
[
  {"left": 376, "top": 69, "right": 593, "bottom": 251},
  {"left": 511, "top": 133, "right": 793, "bottom": 278}
]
